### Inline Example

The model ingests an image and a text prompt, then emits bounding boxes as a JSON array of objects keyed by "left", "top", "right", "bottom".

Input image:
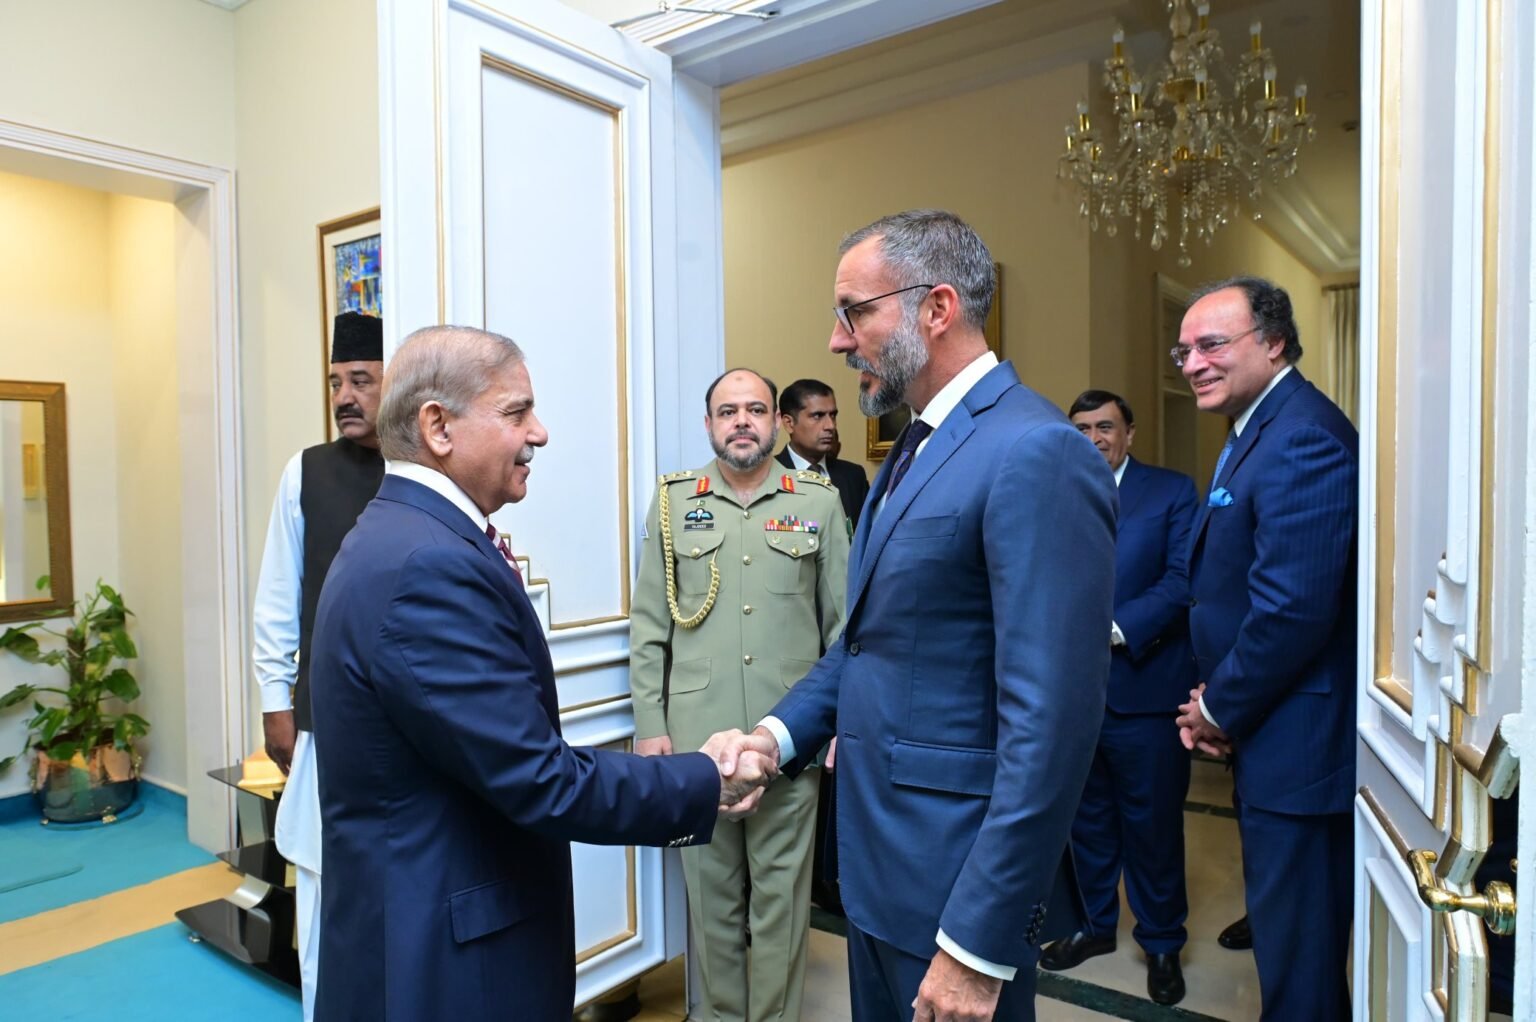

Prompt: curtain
[{"left": 1327, "top": 285, "right": 1360, "bottom": 423}]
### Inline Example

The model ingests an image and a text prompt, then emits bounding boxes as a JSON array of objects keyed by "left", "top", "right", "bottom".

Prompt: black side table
[{"left": 176, "top": 765, "right": 300, "bottom": 988}]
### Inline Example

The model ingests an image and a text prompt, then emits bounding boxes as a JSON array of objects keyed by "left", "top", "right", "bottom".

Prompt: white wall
[
  {"left": 0, "top": 0, "right": 237, "bottom": 168},
  {"left": 108, "top": 193, "right": 186, "bottom": 792},
  {"left": 0, "top": 172, "right": 182, "bottom": 798}
]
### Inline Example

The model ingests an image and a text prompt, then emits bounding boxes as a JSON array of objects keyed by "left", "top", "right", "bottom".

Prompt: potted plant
[{"left": 0, "top": 578, "right": 151, "bottom": 823}]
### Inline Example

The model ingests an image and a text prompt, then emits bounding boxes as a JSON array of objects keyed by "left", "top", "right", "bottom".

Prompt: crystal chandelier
[{"left": 1058, "top": 0, "right": 1316, "bottom": 266}]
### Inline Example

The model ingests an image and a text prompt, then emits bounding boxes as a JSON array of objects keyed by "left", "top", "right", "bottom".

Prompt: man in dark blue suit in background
[
  {"left": 310, "top": 326, "right": 774, "bottom": 1021},
  {"left": 1041, "top": 390, "right": 1197, "bottom": 1006},
  {"left": 724, "top": 210, "right": 1118, "bottom": 1022},
  {"left": 1173, "top": 278, "right": 1358, "bottom": 1021}
]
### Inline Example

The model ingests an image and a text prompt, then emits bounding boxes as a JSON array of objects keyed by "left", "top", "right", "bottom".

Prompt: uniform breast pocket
[
  {"left": 674, "top": 531, "right": 725, "bottom": 595},
  {"left": 763, "top": 532, "right": 817, "bottom": 594}
]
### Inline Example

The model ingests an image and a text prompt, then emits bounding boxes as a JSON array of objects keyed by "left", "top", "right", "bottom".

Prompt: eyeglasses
[
  {"left": 833, "top": 284, "right": 935, "bottom": 336},
  {"left": 1169, "top": 326, "right": 1262, "bottom": 368}
]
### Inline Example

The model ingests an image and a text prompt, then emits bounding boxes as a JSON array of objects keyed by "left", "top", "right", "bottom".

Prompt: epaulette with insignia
[
  {"left": 660, "top": 470, "right": 695, "bottom": 483},
  {"left": 795, "top": 470, "right": 838, "bottom": 490}
]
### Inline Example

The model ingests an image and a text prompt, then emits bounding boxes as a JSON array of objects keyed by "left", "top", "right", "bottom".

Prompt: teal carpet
[
  {"left": 0, "top": 784, "right": 213, "bottom": 923},
  {"left": 0, "top": 922, "right": 300, "bottom": 1019}
]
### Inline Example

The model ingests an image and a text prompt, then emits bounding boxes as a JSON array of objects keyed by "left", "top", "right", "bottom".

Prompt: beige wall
[
  {"left": 233, "top": 0, "right": 381, "bottom": 544},
  {"left": 108, "top": 193, "right": 186, "bottom": 793},
  {"left": 722, "top": 64, "right": 1094, "bottom": 476},
  {"left": 0, "top": 173, "right": 182, "bottom": 797},
  {"left": 0, "top": 0, "right": 236, "bottom": 168}
]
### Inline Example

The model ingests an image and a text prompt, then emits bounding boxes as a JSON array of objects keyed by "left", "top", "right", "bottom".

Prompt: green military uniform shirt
[{"left": 630, "top": 460, "right": 849, "bottom": 753}]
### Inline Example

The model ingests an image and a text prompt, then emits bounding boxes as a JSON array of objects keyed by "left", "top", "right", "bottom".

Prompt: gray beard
[{"left": 850, "top": 313, "right": 929, "bottom": 418}]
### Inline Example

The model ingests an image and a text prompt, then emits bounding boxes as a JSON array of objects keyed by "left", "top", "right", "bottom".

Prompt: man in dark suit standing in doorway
[
  {"left": 1174, "top": 277, "right": 1358, "bottom": 1022},
  {"left": 1042, "top": 390, "right": 1197, "bottom": 1006},
  {"left": 776, "top": 378, "right": 871, "bottom": 529}
]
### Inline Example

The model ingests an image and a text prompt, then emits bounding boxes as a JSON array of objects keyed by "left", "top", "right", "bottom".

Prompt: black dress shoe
[
  {"left": 1038, "top": 930, "right": 1116, "bottom": 971},
  {"left": 1147, "top": 953, "right": 1185, "bottom": 1005},
  {"left": 1217, "top": 915, "right": 1252, "bottom": 950}
]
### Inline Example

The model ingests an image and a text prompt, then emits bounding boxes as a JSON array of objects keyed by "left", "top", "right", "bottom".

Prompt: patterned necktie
[
  {"left": 1210, "top": 430, "right": 1236, "bottom": 497},
  {"left": 813, "top": 462, "right": 829, "bottom": 478},
  {"left": 485, "top": 523, "right": 524, "bottom": 587},
  {"left": 885, "top": 419, "right": 934, "bottom": 498}
]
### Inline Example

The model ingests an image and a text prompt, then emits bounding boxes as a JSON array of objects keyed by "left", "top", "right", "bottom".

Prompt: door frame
[{"left": 0, "top": 118, "right": 246, "bottom": 853}]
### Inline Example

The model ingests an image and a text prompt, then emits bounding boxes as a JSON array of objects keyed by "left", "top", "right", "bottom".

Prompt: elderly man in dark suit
[
  {"left": 775, "top": 378, "right": 871, "bottom": 529},
  {"left": 1174, "top": 277, "right": 1358, "bottom": 1022},
  {"left": 1041, "top": 390, "right": 1197, "bottom": 1006},
  {"left": 309, "top": 325, "right": 773, "bottom": 1021}
]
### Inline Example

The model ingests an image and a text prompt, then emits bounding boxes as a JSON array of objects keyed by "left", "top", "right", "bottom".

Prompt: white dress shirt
[
  {"left": 386, "top": 460, "right": 498, "bottom": 534},
  {"left": 252, "top": 452, "right": 306, "bottom": 713},
  {"left": 783, "top": 445, "right": 827, "bottom": 476},
  {"left": 1198, "top": 364, "right": 1293, "bottom": 729},
  {"left": 762, "top": 350, "right": 1017, "bottom": 980}
]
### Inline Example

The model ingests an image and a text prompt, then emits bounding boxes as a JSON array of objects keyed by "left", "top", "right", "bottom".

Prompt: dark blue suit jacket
[
  {"left": 1189, "top": 370, "right": 1358, "bottom": 815},
  {"left": 771, "top": 361, "right": 1118, "bottom": 971},
  {"left": 310, "top": 476, "right": 721, "bottom": 1021},
  {"left": 1109, "top": 458, "right": 1198, "bottom": 714}
]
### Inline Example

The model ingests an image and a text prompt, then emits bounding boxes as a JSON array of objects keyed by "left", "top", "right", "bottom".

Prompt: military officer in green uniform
[{"left": 631, "top": 368, "right": 849, "bottom": 1022}]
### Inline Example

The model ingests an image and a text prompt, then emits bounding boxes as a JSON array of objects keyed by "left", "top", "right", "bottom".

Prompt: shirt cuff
[
  {"left": 260, "top": 681, "right": 295, "bottom": 714},
  {"left": 936, "top": 929, "right": 1017, "bottom": 982},
  {"left": 1110, "top": 621, "right": 1126, "bottom": 647},
  {"left": 757, "top": 716, "right": 795, "bottom": 766},
  {"left": 1199, "top": 697, "right": 1220, "bottom": 730}
]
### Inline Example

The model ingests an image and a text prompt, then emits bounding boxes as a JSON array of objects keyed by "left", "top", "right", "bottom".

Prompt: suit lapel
[
  {"left": 1116, "top": 457, "right": 1149, "bottom": 521},
  {"left": 848, "top": 362, "right": 1016, "bottom": 610},
  {"left": 1190, "top": 370, "right": 1308, "bottom": 548}
]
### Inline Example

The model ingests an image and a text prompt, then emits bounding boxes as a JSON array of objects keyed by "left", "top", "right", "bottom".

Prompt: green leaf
[
  {"left": 34, "top": 575, "right": 49, "bottom": 592},
  {"left": 0, "top": 754, "right": 15, "bottom": 772},
  {"left": 109, "top": 627, "right": 137, "bottom": 660},
  {"left": 0, "top": 684, "right": 37, "bottom": 710},
  {"left": 38, "top": 708, "right": 68, "bottom": 744},
  {"left": 0, "top": 630, "right": 43, "bottom": 661},
  {"left": 47, "top": 740, "right": 79, "bottom": 761},
  {"left": 102, "top": 669, "right": 140, "bottom": 701}
]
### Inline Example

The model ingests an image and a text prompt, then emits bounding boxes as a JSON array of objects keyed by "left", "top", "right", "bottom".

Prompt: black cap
[{"left": 331, "top": 312, "right": 383, "bottom": 363}]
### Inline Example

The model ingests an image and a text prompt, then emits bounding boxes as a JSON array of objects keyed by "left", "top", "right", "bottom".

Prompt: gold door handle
[{"left": 1408, "top": 849, "right": 1517, "bottom": 936}]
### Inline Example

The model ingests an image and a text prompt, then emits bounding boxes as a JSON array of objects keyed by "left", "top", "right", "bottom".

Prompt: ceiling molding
[
  {"left": 722, "top": 18, "right": 1112, "bottom": 157},
  {"left": 1256, "top": 179, "right": 1360, "bottom": 273},
  {"left": 198, "top": 0, "right": 252, "bottom": 10},
  {"left": 635, "top": 0, "right": 1004, "bottom": 87}
]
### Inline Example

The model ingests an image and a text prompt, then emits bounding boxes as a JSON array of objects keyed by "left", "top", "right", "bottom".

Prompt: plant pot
[{"left": 32, "top": 746, "right": 140, "bottom": 823}]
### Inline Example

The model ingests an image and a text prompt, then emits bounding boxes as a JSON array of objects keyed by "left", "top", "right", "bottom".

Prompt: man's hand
[
  {"left": 913, "top": 947, "right": 1003, "bottom": 1022},
  {"left": 699, "top": 728, "right": 782, "bottom": 816},
  {"left": 1176, "top": 683, "right": 1232, "bottom": 756},
  {"left": 635, "top": 735, "right": 673, "bottom": 757},
  {"left": 263, "top": 710, "right": 297, "bottom": 775}
]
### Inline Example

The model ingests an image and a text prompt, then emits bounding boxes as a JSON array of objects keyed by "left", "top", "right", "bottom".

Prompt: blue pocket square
[{"left": 1208, "top": 487, "right": 1234, "bottom": 507}]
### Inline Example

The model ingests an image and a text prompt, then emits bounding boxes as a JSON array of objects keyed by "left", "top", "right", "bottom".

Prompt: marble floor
[{"left": 637, "top": 758, "right": 1265, "bottom": 1021}]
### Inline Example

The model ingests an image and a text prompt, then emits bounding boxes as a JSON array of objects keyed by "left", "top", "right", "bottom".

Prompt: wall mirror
[{"left": 0, "top": 381, "right": 72, "bottom": 623}]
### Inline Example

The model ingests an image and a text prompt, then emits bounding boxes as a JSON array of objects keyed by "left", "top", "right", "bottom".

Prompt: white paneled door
[
  {"left": 378, "top": 0, "right": 682, "bottom": 1006},
  {"left": 1355, "top": 0, "right": 1533, "bottom": 1018}
]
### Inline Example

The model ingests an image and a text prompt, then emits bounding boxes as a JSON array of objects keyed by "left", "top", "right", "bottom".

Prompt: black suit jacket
[{"left": 775, "top": 447, "right": 871, "bottom": 527}]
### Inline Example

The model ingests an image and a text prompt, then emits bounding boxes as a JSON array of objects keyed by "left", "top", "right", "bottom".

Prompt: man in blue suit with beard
[
  {"left": 1041, "top": 390, "right": 1197, "bottom": 1006},
  {"left": 309, "top": 325, "right": 774, "bottom": 1021},
  {"left": 719, "top": 210, "right": 1118, "bottom": 1022},
  {"left": 1173, "top": 277, "right": 1358, "bottom": 1022}
]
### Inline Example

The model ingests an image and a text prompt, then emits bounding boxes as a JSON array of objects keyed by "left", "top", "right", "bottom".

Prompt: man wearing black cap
[{"left": 251, "top": 311, "right": 385, "bottom": 1020}]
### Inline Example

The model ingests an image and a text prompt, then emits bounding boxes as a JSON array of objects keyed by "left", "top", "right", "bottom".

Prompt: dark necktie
[
  {"left": 884, "top": 419, "right": 934, "bottom": 498},
  {"left": 1210, "top": 430, "right": 1236, "bottom": 496},
  {"left": 485, "top": 523, "right": 524, "bottom": 587}
]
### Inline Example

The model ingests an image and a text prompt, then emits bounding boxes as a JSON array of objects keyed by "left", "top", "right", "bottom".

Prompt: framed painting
[
  {"left": 317, "top": 207, "right": 382, "bottom": 439},
  {"left": 866, "top": 262, "right": 1003, "bottom": 461}
]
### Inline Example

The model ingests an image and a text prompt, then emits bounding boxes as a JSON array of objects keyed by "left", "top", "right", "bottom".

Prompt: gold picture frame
[
  {"left": 317, "top": 207, "right": 382, "bottom": 440},
  {"left": 866, "top": 263, "right": 1003, "bottom": 461}
]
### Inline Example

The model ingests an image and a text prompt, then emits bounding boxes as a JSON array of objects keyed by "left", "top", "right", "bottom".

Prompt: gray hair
[
  {"left": 840, "top": 209, "right": 995, "bottom": 330},
  {"left": 1188, "top": 275, "right": 1304, "bottom": 364},
  {"left": 377, "top": 325, "right": 525, "bottom": 461}
]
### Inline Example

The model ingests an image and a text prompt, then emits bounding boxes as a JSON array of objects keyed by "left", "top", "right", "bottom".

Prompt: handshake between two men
[{"left": 682, "top": 727, "right": 785, "bottom": 821}]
